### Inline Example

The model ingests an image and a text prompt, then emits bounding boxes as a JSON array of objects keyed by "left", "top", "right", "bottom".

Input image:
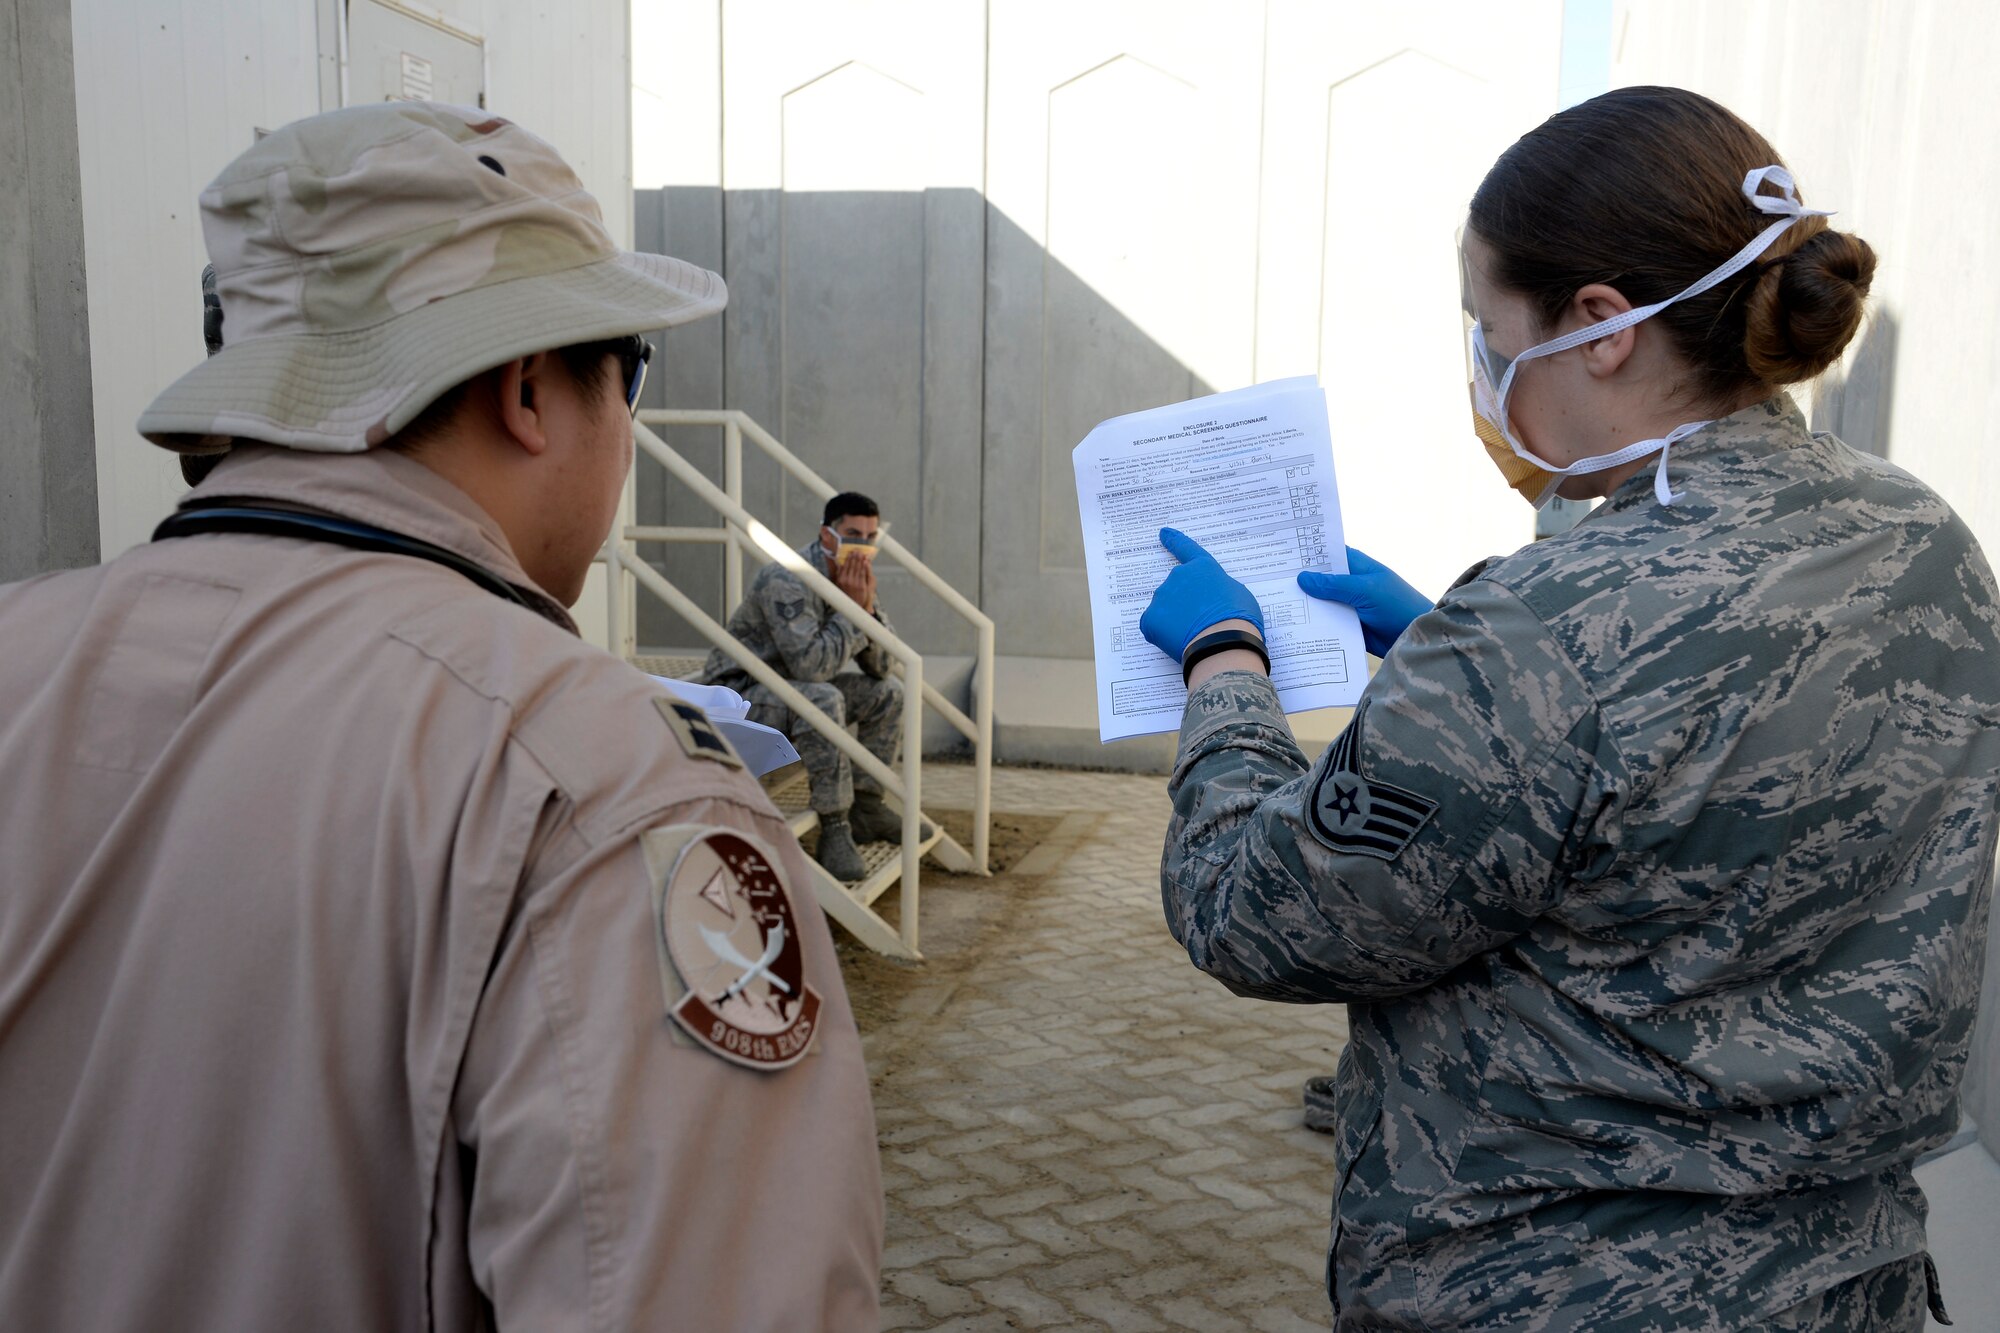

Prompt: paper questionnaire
[
  {"left": 1072, "top": 377, "right": 1368, "bottom": 742},
  {"left": 648, "top": 676, "right": 801, "bottom": 777}
]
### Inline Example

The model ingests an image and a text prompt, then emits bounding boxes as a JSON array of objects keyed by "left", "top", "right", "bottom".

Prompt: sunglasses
[{"left": 615, "top": 335, "right": 654, "bottom": 417}]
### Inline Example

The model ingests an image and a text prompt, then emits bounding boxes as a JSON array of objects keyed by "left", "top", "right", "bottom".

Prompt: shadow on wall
[
  {"left": 1810, "top": 307, "right": 1898, "bottom": 460},
  {"left": 630, "top": 186, "right": 1209, "bottom": 661}
]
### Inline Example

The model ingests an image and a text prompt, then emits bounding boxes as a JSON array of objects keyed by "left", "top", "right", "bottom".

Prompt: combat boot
[
  {"left": 814, "top": 816, "right": 868, "bottom": 881},
  {"left": 1302, "top": 1075, "right": 1339, "bottom": 1134},
  {"left": 849, "top": 791, "right": 926, "bottom": 845}
]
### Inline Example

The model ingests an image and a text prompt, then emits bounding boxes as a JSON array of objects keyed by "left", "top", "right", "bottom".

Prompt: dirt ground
[{"left": 821, "top": 808, "right": 1077, "bottom": 1029}]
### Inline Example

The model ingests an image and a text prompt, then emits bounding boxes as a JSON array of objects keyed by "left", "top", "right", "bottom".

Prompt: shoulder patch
[
  {"left": 655, "top": 696, "right": 744, "bottom": 768},
  {"left": 643, "top": 826, "right": 822, "bottom": 1070},
  {"left": 1306, "top": 718, "right": 1437, "bottom": 860}
]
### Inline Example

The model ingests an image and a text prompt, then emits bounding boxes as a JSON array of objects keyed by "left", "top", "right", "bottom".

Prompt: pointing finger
[{"left": 1159, "top": 528, "right": 1209, "bottom": 565}]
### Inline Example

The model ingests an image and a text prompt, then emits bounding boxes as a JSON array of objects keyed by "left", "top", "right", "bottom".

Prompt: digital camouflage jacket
[
  {"left": 700, "top": 539, "right": 894, "bottom": 690},
  {"left": 1163, "top": 398, "right": 2000, "bottom": 1330}
]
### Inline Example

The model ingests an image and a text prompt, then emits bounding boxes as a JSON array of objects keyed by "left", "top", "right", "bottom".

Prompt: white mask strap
[
  {"left": 1487, "top": 164, "right": 1834, "bottom": 505},
  {"left": 1494, "top": 165, "right": 1835, "bottom": 404},
  {"left": 1647, "top": 419, "right": 1715, "bottom": 506}
]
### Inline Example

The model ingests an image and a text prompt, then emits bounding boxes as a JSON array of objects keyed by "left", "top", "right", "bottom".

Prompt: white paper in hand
[
  {"left": 647, "top": 676, "right": 750, "bottom": 721},
  {"left": 1072, "top": 377, "right": 1368, "bottom": 741},
  {"left": 649, "top": 675, "right": 801, "bottom": 776}
]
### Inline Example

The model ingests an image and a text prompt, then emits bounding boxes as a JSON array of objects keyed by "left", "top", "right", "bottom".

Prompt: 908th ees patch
[{"left": 642, "top": 827, "right": 822, "bottom": 1070}]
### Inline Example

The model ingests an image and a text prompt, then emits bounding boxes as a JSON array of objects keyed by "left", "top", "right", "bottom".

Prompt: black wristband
[{"left": 1181, "top": 627, "right": 1270, "bottom": 686}]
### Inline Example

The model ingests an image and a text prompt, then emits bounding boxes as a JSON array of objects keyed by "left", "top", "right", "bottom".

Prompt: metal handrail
[
  {"left": 733, "top": 413, "right": 994, "bottom": 772},
  {"left": 615, "top": 549, "right": 906, "bottom": 796},
  {"left": 598, "top": 413, "right": 995, "bottom": 958},
  {"left": 636, "top": 413, "right": 994, "bottom": 744},
  {"left": 632, "top": 411, "right": 993, "bottom": 877}
]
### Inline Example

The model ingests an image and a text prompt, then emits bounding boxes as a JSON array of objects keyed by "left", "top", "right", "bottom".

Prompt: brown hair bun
[
  {"left": 1743, "top": 225, "right": 1877, "bottom": 385},
  {"left": 1470, "top": 87, "right": 1879, "bottom": 406}
]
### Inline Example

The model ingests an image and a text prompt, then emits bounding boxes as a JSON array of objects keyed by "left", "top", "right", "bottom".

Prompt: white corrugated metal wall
[
  {"left": 1609, "top": 0, "right": 1999, "bottom": 578},
  {"left": 1611, "top": 7, "right": 2000, "bottom": 1328},
  {"left": 70, "top": 0, "right": 631, "bottom": 643}
]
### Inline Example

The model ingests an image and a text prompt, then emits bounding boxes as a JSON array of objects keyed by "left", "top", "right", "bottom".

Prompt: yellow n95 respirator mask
[
  {"left": 1458, "top": 164, "right": 1832, "bottom": 510},
  {"left": 822, "top": 523, "right": 882, "bottom": 564},
  {"left": 1467, "top": 358, "right": 1560, "bottom": 507}
]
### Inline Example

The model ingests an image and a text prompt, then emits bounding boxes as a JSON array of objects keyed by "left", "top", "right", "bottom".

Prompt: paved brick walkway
[{"left": 850, "top": 766, "right": 1350, "bottom": 1332}]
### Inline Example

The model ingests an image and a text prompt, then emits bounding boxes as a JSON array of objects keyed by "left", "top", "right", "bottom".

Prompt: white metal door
[{"left": 345, "top": 0, "right": 484, "bottom": 108}]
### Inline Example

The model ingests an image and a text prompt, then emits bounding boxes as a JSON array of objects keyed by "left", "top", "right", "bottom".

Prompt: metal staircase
[{"left": 599, "top": 412, "right": 995, "bottom": 960}]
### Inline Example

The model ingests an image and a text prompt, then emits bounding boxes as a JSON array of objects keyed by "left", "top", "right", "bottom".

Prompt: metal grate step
[
  {"left": 633, "top": 652, "right": 706, "bottom": 681},
  {"left": 765, "top": 770, "right": 939, "bottom": 904}
]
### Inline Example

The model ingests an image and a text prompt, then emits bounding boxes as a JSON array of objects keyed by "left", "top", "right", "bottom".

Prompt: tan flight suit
[{"left": 0, "top": 444, "right": 883, "bottom": 1331}]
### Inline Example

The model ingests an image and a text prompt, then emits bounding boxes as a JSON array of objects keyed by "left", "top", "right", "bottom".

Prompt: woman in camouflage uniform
[{"left": 1143, "top": 87, "right": 1999, "bottom": 1331}]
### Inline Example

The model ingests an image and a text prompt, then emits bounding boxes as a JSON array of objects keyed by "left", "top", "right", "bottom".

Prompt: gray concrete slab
[
  {"left": 639, "top": 187, "right": 986, "bottom": 659},
  {"left": 993, "top": 654, "right": 1354, "bottom": 774},
  {"left": 0, "top": 0, "right": 97, "bottom": 581},
  {"left": 979, "top": 205, "right": 1215, "bottom": 663},
  {"left": 633, "top": 186, "right": 728, "bottom": 650}
]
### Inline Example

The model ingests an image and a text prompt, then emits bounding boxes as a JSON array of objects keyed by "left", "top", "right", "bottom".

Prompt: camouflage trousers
[
  {"left": 745, "top": 672, "right": 903, "bottom": 816},
  {"left": 1741, "top": 1255, "right": 1935, "bottom": 1331}
]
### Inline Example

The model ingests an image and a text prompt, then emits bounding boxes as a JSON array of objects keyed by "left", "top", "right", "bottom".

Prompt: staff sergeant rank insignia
[{"left": 1306, "top": 717, "right": 1437, "bottom": 860}]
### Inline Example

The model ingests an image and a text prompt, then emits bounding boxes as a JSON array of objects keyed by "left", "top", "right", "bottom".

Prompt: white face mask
[{"left": 1467, "top": 165, "right": 1833, "bottom": 508}]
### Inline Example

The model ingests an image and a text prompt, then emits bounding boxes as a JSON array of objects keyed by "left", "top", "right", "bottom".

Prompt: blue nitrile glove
[
  {"left": 1138, "top": 528, "right": 1266, "bottom": 662},
  {"left": 1296, "top": 546, "right": 1431, "bottom": 658}
]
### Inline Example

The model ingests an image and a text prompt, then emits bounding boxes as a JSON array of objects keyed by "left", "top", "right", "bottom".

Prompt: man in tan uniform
[{"left": 0, "top": 103, "right": 882, "bottom": 1331}]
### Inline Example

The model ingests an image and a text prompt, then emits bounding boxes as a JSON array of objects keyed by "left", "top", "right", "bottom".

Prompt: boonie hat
[{"left": 141, "top": 102, "right": 725, "bottom": 454}]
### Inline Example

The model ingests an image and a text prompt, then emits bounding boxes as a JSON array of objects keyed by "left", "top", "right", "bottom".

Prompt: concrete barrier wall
[{"left": 629, "top": 0, "right": 1565, "bottom": 661}]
